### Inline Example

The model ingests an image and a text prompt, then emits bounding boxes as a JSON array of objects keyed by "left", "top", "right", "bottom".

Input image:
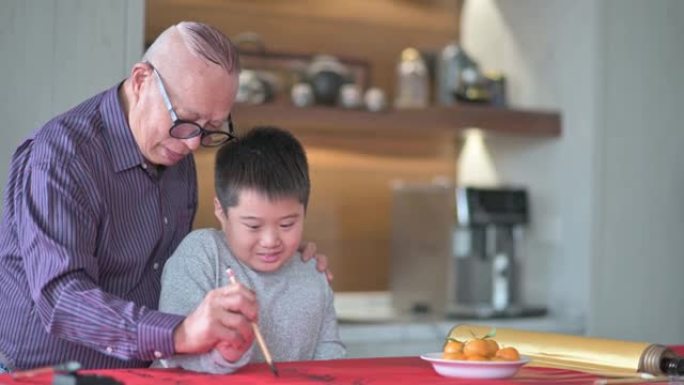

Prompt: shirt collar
[{"left": 100, "top": 83, "right": 146, "bottom": 173}]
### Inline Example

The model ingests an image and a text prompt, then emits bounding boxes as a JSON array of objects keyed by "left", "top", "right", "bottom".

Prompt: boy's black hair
[{"left": 214, "top": 126, "right": 310, "bottom": 210}]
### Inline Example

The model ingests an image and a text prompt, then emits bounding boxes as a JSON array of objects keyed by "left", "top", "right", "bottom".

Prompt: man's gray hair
[{"left": 145, "top": 21, "right": 240, "bottom": 74}]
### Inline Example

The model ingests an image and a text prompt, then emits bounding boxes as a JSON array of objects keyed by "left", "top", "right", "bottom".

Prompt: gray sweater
[{"left": 155, "top": 229, "right": 346, "bottom": 373}]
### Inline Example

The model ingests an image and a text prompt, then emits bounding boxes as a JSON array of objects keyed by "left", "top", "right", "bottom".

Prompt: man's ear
[{"left": 130, "top": 62, "right": 152, "bottom": 98}]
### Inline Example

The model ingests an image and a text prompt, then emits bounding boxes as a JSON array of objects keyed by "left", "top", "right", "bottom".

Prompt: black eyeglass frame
[{"left": 147, "top": 62, "right": 236, "bottom": 147}]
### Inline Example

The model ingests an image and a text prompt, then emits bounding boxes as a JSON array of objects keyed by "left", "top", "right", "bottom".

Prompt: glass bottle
[{"left": 394, "top": 48, "right": 429, "bottom": 109}]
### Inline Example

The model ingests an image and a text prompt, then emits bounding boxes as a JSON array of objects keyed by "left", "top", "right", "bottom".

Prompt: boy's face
[{"left": 214, "top": 189, "right": 305, "bottom": 273}]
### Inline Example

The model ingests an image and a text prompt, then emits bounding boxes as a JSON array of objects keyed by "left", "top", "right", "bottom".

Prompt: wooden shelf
[{"left": 232, "top": 103, "right": 561, "bottom": 138}]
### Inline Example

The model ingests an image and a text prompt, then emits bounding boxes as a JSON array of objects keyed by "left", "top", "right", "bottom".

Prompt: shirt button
[
  {"left": 106, "top": 346, "right": 113, "bottom": 354},
  {"left": 142, "top": 163, "right": 148, "bottom": 170},
  {"left": 154, "top": 351, "right": 163, "bottom": 359},
  {"left": 163, "top": 217, "right": 168, "bottom": 225},
  {"left": 153, "top": 262, "right": 160, "bottom": 270}
]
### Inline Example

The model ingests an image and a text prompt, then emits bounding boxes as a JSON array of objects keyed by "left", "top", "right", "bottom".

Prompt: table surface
[
  {"left": 3, "top": 350, "right": 683, "bottom": 385},
  {"left": 0, "top": 357, "right": 590, "bottom": 385}
]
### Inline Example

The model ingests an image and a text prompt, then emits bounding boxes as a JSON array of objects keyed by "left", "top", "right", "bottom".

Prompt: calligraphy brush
[
  {"left": 12, "top": 361, "right": 81, "bottom": 379},
  {"left": 226, "top": 268, "right": 279, "bottom": 377}
]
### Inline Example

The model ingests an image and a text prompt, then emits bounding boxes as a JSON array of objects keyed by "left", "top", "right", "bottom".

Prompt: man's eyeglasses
[{"left": 148, "top": 62, "right": 235, "bottom": 147}]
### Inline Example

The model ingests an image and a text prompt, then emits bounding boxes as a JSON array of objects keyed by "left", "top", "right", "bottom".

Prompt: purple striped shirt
[{"left": 0, "top": 84, "right": 197, "bottom": 369}]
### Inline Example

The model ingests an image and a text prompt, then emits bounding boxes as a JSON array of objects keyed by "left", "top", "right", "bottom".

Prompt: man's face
[
  {"left": 216, "top": 189, "right": 305, "bottom": 273},
  {"left": 132, "top": 63, "right": 238, "bottom": 166}
]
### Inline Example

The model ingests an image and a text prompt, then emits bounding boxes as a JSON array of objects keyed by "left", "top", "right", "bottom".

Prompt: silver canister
[{"left": 435, "top": 42, "right": 476, "bottom": 106}]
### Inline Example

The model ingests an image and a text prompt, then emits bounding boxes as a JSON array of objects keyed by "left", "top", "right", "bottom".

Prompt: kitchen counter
[{"left": 334, "top": 291, "right": 585, "bottom": 358}]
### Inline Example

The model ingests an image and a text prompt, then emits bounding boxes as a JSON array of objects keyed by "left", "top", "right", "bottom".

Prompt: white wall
[
  {"left": 461, "top": 0, "right": 684, "bottom": 343},
  {"left": 0, "top": 0, "right": 144, "bottom": 212},
  {"left": 460, "top": 0, "right": 599, "bottom": 328},
  {"left": 590, "top": 0, "right": 684, "bottom": 343}
]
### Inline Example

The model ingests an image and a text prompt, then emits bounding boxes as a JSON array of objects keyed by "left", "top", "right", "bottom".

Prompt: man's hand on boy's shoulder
[{"left": 299, "top": 241, "right": 334, "bottom": 284}]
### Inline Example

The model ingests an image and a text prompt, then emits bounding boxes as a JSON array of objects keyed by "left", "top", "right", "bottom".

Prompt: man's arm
[
  {"left": 17, "top": 160, "right": 181, "bottom": 361},
  {"left": 17, "top": 158, "right": 256, "bottom": 363}
]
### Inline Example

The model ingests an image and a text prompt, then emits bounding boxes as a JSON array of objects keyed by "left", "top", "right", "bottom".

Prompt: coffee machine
[{"left": 390, "top": 182, "right": 546, "bottom": 318}]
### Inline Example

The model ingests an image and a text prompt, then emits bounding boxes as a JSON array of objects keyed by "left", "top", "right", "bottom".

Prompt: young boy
[{"left": 155, "top": 126, "right": 346, "bottom": 373}]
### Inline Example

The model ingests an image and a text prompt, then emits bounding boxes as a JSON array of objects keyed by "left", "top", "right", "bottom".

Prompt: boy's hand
[
  {"left": 215, "top": 341, "right": 244, "bottom": 362},
  {"left": 299, "top": 241, "right": 333, "bottom": 283},
  {"left": 173, "top": 283, "right": 257, "bottom": 355}
]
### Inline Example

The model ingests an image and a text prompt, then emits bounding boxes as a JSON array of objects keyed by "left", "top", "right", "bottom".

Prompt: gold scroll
[{"left": 448, "top": 324, "right": 673, "bottom": 378}]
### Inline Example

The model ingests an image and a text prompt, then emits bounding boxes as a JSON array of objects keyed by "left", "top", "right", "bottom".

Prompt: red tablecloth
[
  {"left": 3, "top": 347, "right": 683, "bottom": 385},
  {"left": 0, "top": 357, "right": 597, "bottom": 385}
]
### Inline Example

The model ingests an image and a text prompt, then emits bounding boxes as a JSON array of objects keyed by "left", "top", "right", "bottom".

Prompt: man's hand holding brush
[{"left": 173, "top": 280, "right": 258, "bottom": 360}]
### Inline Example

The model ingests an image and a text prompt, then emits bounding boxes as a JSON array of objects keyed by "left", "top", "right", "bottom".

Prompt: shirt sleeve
[
  {"left": 157, "top": 230, "right": 252, "bottom": 373},
  {"left": 16, "top": 158, "right": 182, "bottom": 361},
  {"left": 314, "top": 284, "right": 347, "bottom": 359}
]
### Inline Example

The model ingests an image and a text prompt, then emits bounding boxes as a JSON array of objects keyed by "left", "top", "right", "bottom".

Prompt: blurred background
[{"left": 2, "top": 0, "right": 684, "bottom": 356}]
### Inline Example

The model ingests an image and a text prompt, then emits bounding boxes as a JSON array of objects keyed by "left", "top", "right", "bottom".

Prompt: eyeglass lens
[
  {"left": 201, "top": 131, "right": 232, "bottom": 147},
  {"left": 169, "top": 122, "right": 233, "bottom": 147}
]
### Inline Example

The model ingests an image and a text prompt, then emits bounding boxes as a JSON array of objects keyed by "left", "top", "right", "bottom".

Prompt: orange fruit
[
  {"left": 443, "top": 339, "right": 464, "bottom": 354},
  {"left": 463, "top": 339, "right": 492, "bottom": 358},
  {"left": 443, "top": 351, "right": 467, "bottom": 360},
  {"left": 465, "top": 353, "right": 488, "bottom": 361},
  {"left": 485, "top": 339, "right": 500, "bottom": 357},
  {"left": 495, "top": 347, "right": 521, "bottom": 361}
]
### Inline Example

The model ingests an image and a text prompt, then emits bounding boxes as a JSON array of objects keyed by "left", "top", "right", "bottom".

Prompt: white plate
[{"left": 420, "top": 352, "right": 530, "bottom": 379}]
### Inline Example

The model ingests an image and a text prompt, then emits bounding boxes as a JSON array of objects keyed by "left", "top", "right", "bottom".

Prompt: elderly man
[{"left": 0, "top": 21, "right": 329, "bottom": 372}]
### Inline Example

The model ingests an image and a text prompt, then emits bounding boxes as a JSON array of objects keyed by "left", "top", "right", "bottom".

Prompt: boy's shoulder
[
  {"left": 163, "top": 228, "right": 232, "bottom": 284},
  {"left": 182, "top": 228, "right": 224, "bottom": 244},
  {"left": 169, "top": 228, "right": 227, "bottom": 264},
  {"left": 285, "top": 254, "right": 327, "bottom": 285}
]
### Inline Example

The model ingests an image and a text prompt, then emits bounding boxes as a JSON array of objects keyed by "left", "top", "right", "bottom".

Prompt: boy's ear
[{"left": 213, "top": 196, "right": 225, "bottom": 221}]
